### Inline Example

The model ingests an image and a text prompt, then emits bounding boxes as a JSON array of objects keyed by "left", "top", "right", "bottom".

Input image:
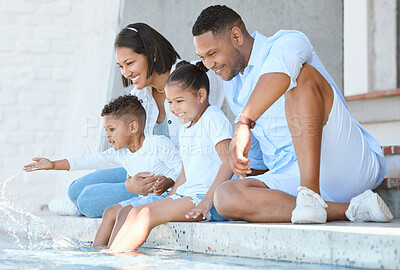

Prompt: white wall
[
  {"left": 372, "top": 0, "right": 397, "bottom": 91},
  {"left": 0, "top": 0, "right": 121, "bottom": 212},
  {"left": 363, "top": 121, "right": 400, "bottom": 147},
  {"left": 344, "top": 0, "right": 397, "bottom": 96},
  {"left": 344, "top": 0, "right": 370, "bottom": 96}
]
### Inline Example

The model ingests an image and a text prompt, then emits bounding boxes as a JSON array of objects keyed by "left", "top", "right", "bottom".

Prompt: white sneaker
[
  {"left": 48, "top": 196, "right": 78, "bottom": 216},
  {"left": 291, "top": 186, "right": 328, "bottom": 224},
  {"left": 345, "top": 190, "right": 393, "bottom": 222}
]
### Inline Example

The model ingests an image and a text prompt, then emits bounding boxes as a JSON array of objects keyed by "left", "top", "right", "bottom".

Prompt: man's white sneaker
[
  {"left": 345, "top": 189, "right": 393, "bottom": 222},
  {"left": 291, "top": 186, "right": 328, "bottom": 224}
]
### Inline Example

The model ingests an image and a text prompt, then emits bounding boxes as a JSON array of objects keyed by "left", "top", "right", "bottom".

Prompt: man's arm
[
  {"left": 230, "top": 73, "right": 290, "bottom": 178},
  {"left": 242, "top": 73, "right": 290, "bottom": 121}
]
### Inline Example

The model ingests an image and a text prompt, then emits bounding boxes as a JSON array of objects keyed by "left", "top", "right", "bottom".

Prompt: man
[{"left": 192, "top": 5, "right": 392, "bottom": 223}]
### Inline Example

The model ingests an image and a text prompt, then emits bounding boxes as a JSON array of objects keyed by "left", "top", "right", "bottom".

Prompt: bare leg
[
  {"left": 93, "top": 204, "right": 121, "bottom": 246},
  {"left": 285, "top": 64, "right": 334, "bottom": 194},
  {"left": 214, "top": 179, "right": 348, "bottom": 222},
  {"left": 108, "top": 197, "right": 203, "bottom": 253},
  {"left": 108, "top": 198, "right": 170, "bottom": 246},
  {"left": 108, "top": 205, "right": 132, "bottom": 246}
]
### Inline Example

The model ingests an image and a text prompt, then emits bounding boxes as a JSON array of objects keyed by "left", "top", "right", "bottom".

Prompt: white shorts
[{"left": 256, "top": 87, "right": 385, "bottom": 203}]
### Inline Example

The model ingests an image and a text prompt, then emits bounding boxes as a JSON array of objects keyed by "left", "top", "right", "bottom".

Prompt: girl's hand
[
  {"left": 185, "top": 197, "right": 212, "bottom": 220},
  {"left": 153, "top": 175, "right": 174, "bottom": 196},
  {"left": 23, "top": 158, "right": 54, "bottom": 172}
]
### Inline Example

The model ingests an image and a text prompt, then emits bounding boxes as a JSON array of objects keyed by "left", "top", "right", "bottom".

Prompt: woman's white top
[
  {"left": 130, "top": 60, "right": 225, "bottom": 147},
  {"left": 67, "top": 135, "right": 182, "bottom": 180},
  {"left": 175, "top": 105, "right": 233, "bottom": 196}
]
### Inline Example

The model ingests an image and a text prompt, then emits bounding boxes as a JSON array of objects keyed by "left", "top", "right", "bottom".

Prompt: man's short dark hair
[
  {"left": 101, "top": 95, "right": 146, "bottom": 128},
  {"left": 192, "top": 5, "right": 242, "bottom": 37}
]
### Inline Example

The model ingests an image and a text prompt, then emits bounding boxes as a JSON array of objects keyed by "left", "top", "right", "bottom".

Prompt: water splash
[{"left": 0, "top": 170, "right": 76, "bottom": 250}]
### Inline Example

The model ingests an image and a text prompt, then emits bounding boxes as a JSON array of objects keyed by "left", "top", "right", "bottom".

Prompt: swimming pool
[
  {"left": 0, "top": 172, "right": 355, "bottom": 269},
  {"left": 0, "top": 232, "right": 355, "bottom": 270}
]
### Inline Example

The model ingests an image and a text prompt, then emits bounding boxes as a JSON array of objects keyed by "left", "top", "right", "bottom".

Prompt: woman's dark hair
[
  {"left": 115, "top": 22, "right": 181, "bottom": 88},
  {"left": 166, "top": 60, "right": 210, "bottom": 96},
  {"left": 101, "top": 95, "right": 146, "bottom": 128}
]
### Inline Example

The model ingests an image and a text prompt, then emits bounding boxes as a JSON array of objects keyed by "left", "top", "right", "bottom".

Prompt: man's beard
[{"left": 226, "top": 47, "right": 246, "bottom": 81}]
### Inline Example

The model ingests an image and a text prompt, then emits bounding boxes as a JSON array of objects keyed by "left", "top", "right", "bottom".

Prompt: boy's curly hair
[
  {"left": 101, "top": 95, "right": 146, "bottom": 127},
  {"left": 192, "top": 5, "right": 242, "bottom": 37}
]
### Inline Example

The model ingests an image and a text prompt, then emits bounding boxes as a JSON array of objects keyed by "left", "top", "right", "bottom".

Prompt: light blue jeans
[{"left": 68, "top": 167, "right": 136, "bottom": 218}]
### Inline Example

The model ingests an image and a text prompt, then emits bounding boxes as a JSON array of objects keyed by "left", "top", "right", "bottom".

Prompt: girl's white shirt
[
  {"left": 130, "top": 60, "right": 225, "bottom": 147},
  {"left": 176, "top": 105, "right": 233, "bottom": 196}
]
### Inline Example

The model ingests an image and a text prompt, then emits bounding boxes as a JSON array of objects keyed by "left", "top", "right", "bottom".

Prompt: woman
[{"left": 67, "top": 23, "right": 225, "bottom": 218}]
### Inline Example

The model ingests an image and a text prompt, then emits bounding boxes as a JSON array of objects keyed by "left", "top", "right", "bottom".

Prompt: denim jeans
[
  {"left": 68, "top": 167, "right": 137, "bottom": 218},
  {"left": 168, "top": 193, "right": 228, "bottom": 222}
]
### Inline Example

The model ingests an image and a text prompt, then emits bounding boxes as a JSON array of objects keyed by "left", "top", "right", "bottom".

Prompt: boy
[{"left": 24, "top": 95, "right": 182, "bottom": 245}]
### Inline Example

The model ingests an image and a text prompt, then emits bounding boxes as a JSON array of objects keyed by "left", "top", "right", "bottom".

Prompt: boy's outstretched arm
[
  {"left": 185, "top": 139, "right": 233, "bottom": 220},
  {"left": 23, "top": 158, "right": 70, "bottom": 172}
]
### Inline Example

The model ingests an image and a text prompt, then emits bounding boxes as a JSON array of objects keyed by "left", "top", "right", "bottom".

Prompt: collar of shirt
[{"left": 242, "top": 31, "right": 265, "bottom": 76}]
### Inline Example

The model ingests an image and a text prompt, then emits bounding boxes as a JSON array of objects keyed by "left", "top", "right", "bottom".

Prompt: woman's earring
[{"left": 153, "top": 57, "right": 156, "bottom": 62}]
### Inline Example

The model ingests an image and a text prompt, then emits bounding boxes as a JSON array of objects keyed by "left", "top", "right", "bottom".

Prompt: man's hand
[
  {"left": 125, "top": 172, "right": 157, "bottom": 195},
  {"left": 23, "top": 158, "right": 54, "bottom": 172},
  {"left": 152, "top": 175, "right": 174, "bottom": 195},
  {"left": 230, "top": 123, "right": 252, "bottom": 179}
]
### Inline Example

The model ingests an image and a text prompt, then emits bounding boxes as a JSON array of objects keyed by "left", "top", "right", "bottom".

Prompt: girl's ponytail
[
  {"left": 167, "top": 60, "right": 210, "bottom": 96},
  {"left": 195, "top": 61, "right": 208, "bottom": 73}
]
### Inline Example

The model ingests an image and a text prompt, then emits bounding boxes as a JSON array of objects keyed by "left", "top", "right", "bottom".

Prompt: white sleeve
[
  {"left": 206, "top": 69, "right": 225, "bottom": 108},
  {"left": 204, "top": 108, "right": 233, "bottom": 146},
  {"left": 66, "top": 148, "right": 122, "bottom": 171},
  {"left": 155, "top": 136, "right": 182, "bottom": 181}
]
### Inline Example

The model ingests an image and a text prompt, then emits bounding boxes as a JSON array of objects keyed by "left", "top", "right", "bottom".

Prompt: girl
[
  {"left": 106, "top": 61, "right": 233, "bottom": 253},
  {"left": 68, "top": 23, "right": 225, "bottom": 218}
]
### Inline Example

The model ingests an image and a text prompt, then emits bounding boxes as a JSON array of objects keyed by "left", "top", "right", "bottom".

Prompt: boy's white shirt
[
  {"left": 67, "top": 135, "right": 182, "bottom": 181},
  {"left": 176, "top": 105, "right": 233, "bottom": 197},
  {"left": 130, "top": 60, "right": 225, "bottom": 147}
]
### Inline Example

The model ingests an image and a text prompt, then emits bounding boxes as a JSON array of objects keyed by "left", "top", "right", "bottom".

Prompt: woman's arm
[
  {"left": 24, "top": 158, "right": 70, "bottom": 171},
  {"left": 185, "top": 139, "right": 233, "bottom": 219}
]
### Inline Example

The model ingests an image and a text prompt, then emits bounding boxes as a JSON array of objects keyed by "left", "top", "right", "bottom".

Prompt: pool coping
[{"left": 0, "top": 215, "right": 399, "bottom": 269}]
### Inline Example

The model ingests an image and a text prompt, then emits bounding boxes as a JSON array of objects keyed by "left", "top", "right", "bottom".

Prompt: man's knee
[{"left": 214, "top": 180, "right": 246, "bottom": 218}]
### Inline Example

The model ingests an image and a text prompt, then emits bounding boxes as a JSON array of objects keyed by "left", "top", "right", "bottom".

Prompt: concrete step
[
  {"left": 375, "top": 178, "right": 400, "bottom": 219},
  {"left": 0, "top": 215, "right": 399, "bottom": 269},
  {"left": 375, "top": 146, "right": 400, "bottom": 218}
]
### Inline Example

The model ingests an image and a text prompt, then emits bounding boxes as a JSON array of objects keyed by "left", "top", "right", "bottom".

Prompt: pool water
[
  {"left": 0, "top": 172, "right": 354, "bottom": 269},
  {"left": 0, "top": 233, "right": 353, "bottom": 270}
]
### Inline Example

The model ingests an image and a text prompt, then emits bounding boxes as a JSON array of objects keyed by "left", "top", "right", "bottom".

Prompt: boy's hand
[
  {"left": 23, "top": 158, "right": 54, "bottom": 172},
  {"left": 185, "top": 197, "right": 212, "bottom": 220},
  {"left": 153, "top": 175, "right": 174, "bottom": 196},
  {"left": 125, "top": 172, "right": 157, "bottom": 195}
]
